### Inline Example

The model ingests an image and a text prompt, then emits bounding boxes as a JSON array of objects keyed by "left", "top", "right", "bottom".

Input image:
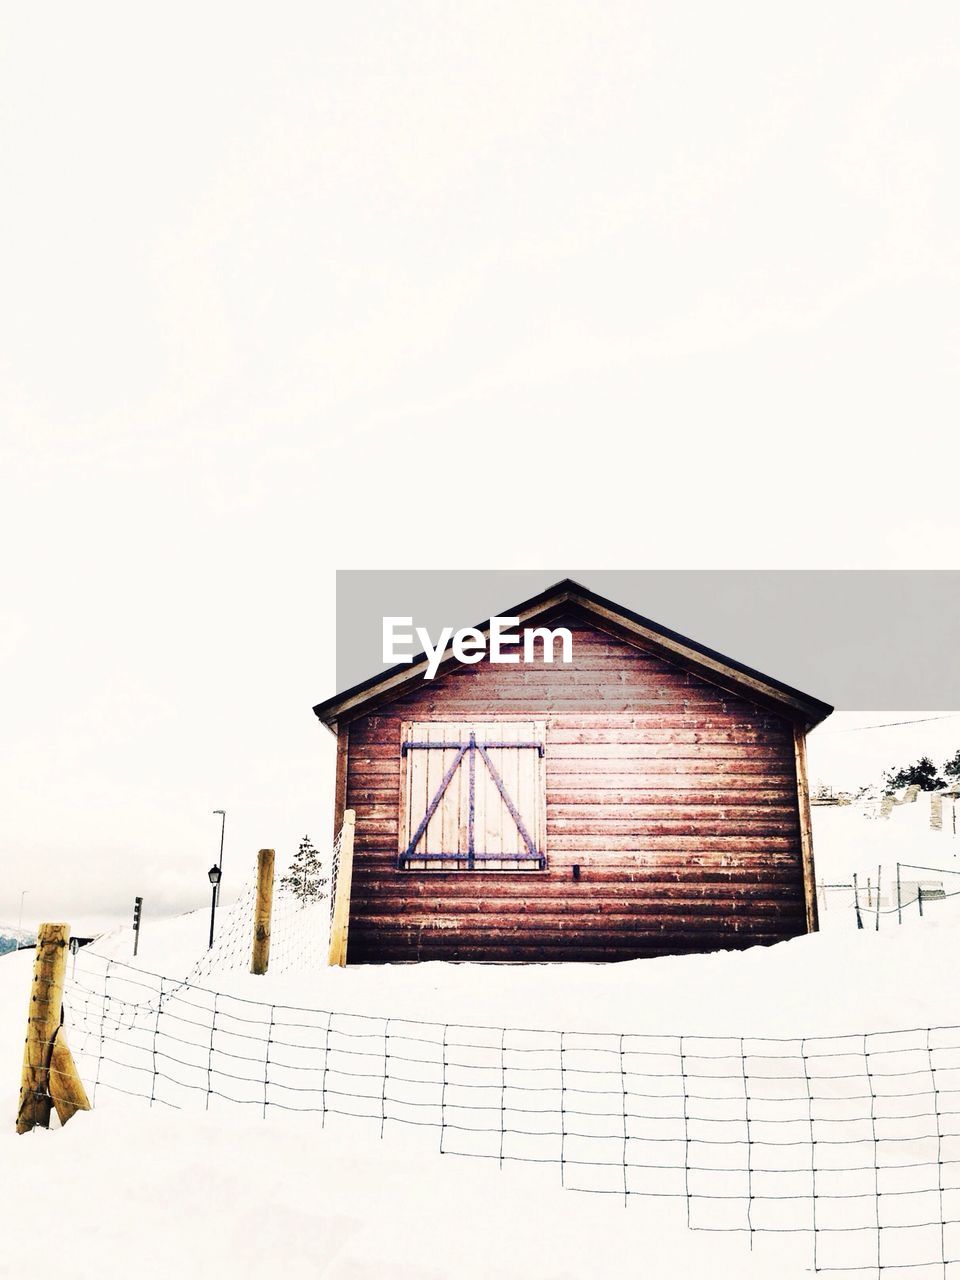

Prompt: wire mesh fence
[
  {"left": 817, "top": 864, "right": 960, "bottom": 933},
  {"left": 186, "top": 878, "right": 328, "bottom": 983},
  {"left": 329, "top": 823, "right": 344, "bottom": 929},
  {"left": 60, "top": 947, "right": 960, "bottom": 1277}
]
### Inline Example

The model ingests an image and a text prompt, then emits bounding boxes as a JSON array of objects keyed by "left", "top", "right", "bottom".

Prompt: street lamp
[
  {"left": 212, "top": 810, "right": 226, "bottom": 906},
  {"left": 207, "top": 864, "right": 222, "bottom": 949}
]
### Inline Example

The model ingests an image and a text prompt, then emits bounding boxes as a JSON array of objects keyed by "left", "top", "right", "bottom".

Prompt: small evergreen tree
[
  {"left": 943, "top": 749, "right": 960, "bottom": 784},
  {"left": 882, "top": 756, "right": 944, "bottom": 794},
  {"left": 280, "top": 835, "right": 328, "bottom": 904}
]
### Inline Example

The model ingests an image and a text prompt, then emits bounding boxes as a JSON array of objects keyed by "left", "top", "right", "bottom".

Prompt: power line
[{"left": 818, "top": 714, "right": 960, "bottom": 735}]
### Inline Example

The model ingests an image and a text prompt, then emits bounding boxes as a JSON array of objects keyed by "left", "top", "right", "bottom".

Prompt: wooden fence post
[
  {"left": 48, "top": 1028, "right": 91, "bottom": 1125},
  {"left": 328, "top": 810, "right": 356, "bottom": 967},
  {"left": 853, "top": 874, "right": 863, "bottom": 929},
  {"left": 251, "top": 849, "right": 275, "bottom": 975},
  {"left": 17, "top": 923, "right": 69, "bottom": 1134}
]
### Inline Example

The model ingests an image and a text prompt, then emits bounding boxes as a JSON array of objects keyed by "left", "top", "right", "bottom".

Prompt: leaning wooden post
[
  {"left": 328, "top": 810, "right": 356, "bottom": 967},
  {"left": 875, "top": 865, "right": 881, "bottom": 931},
  {"left": 17, "top": 923, "right": 69, "bottom": 1134},
  {"left": 251, "top": 849, "right": 275, "bottom": 975},
  {"left": 48, "top": 1029, "right": 91, "bottom": 1125}
]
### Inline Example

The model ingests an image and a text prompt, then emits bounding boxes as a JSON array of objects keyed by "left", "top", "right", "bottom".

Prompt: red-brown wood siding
[{"left": 341, "top": 617, "right": 807, "bottom": 963}]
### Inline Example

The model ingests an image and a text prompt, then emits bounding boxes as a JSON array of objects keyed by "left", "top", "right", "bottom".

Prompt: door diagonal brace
[{"left": 400, "top": 734, "right": 543, "bottom": 868}]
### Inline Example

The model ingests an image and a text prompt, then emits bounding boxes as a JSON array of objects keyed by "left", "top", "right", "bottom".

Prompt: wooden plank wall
[{"left": 342, "top": 617, "right": 807, "bottom": 963}]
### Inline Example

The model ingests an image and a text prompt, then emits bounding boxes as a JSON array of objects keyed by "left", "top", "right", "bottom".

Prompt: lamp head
[{"left": 208, "top": 865, "right": 222, "bottom": 886}]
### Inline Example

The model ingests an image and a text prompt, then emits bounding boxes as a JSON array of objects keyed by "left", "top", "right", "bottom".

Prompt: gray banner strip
[{"left": 333, "top": 570, "right": 960, "bottom": 711}]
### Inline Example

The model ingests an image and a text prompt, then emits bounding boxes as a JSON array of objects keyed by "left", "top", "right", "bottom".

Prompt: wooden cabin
[{"left": 313, "top": 580, "right": 833, "bottom": 964}]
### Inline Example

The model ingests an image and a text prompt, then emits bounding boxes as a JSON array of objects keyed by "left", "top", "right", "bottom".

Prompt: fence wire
[
  {"left": 187, "top": 879, "right": 327, "bottom": 983},
  {"left": 818, "top": 863, "right": 960, "bottom": 933},
  {"left": 59, "top": 948, "right": 960, "bottom": 1278},
  {"left": 329, "top": 824, "right": 344, "bottom": 928}
]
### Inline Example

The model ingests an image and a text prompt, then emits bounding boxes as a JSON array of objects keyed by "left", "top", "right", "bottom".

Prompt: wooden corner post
[
  {"left": 251, "top": 848, "right": 276, "bottom": 975},
  {"left": 328, "top": 809, "right": 356, "bottom": 967},
  {"left": 793, "top": 726, "right": 819, "bottom": 934},
  {"left": 17, "top": 923, "right": 69, "bottom": 1133}
]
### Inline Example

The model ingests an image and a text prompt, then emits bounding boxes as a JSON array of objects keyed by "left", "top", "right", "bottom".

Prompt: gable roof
[{"left": 312, "top": 578, "right": 834, "bottom": 732}]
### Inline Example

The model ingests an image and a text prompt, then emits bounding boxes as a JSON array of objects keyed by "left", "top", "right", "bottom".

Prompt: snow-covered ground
[
  {"left": 2, "top": 940, "right": 821, "bottom": 1280},
  {"left": 4, "top": 796, "right": 960, "bottom": 1279},
  {"left": 1, "top": 1072, "right": 800, "bottom": 1280},
  {"left": 812, "top": 791, "right": 960, "bottom": 930}
]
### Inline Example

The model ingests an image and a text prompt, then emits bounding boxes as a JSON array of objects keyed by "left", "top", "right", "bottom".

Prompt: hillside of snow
[
  {"left": 1, "top": 933, "right": 830, "bottom": 1280},
  {"left": 0, "top": 926, "right": 35, "bottom": 957},
  {"left": 4, "top": 795, "right": 960, "bottom": 1279},
  {"left": 811, "top": 789, "right": 960, "bottom": 928}
]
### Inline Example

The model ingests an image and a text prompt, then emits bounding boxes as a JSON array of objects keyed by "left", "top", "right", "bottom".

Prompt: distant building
[
  {"left": 811, "top": 785, "right": 855, "bottom": 807},
  {"left": 930, "top": 785, "right": 960, "bottom": 834}
]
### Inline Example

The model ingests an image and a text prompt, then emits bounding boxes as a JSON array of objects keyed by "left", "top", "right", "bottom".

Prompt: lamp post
[
  {"left": 18, "top": 890, "right": 29, "bottom": 934},
  {"left": 212, "top": 810, "right": 226, "bottom": 906},
  {"left": 208, "top": 864, "right": 222, "bottom": 949}
]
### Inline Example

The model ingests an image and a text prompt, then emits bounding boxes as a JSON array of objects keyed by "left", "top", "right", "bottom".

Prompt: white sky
[
  {"left": 807, "top": 712, "right": 960, "bottom": 792},
  {"left": 2, "top": 5, "right": 959, "bottom": 927}
]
